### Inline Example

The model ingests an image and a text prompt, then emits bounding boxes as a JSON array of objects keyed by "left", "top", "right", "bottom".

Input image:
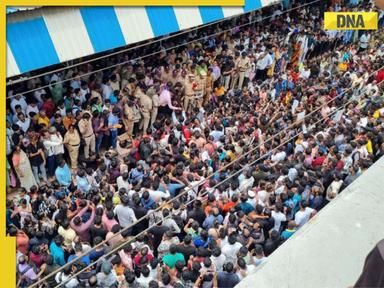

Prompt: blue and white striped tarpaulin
[{"left": 6, "top": 1, "right": 279, "bottom": 78}]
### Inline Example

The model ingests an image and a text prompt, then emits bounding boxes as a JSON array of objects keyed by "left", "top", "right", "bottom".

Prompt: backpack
[{"left": 16, "top": 264, "right": 36, "bottom": 288}]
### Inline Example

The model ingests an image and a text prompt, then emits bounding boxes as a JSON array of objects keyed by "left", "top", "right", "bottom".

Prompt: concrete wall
[{"left": 237, "top": 156, "right": 384, "bottom": 288}]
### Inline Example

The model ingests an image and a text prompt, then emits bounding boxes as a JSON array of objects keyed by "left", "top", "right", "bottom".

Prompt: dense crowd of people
[{"left": 6, "top": 0, "right": 384, "bottom": 287}]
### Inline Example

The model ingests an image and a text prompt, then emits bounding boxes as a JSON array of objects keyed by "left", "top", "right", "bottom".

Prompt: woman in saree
[{"left": 12, "top": 144, "right": 37, "bottom": 191}]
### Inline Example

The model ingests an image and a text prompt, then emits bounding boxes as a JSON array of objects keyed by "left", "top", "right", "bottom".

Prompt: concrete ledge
[{"left": 237, "top": 156, "right": 384, "bottom": 288}]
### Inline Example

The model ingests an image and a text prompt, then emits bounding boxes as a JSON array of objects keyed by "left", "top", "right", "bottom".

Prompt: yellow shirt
[
  {"left": 366, "top": 140, "right": 373, "bottom": 154},
  {"left": 113, "top": 194, "right": 121, "bottom": 206},
  {"left": 38, "top": 116, "right": 50, "bottom": 127},
  {"left": 58, "top": 226, "right": 76, "bottom": 248},
  {"left": 226, "top": 150, "right": 236, "bottom": 161}
]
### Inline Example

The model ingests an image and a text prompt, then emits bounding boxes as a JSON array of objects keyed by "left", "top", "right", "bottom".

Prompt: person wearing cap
[
  {"left": 63, "top": 124, "right": 81, "bottom": 170},
  {"left": 78, "top": 111, "right": 96, "bottom": 159}
]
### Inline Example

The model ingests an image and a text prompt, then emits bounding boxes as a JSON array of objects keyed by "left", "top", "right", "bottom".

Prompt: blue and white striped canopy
[{"left": 6, "top": 1, "right": 279, "bottom": 78}]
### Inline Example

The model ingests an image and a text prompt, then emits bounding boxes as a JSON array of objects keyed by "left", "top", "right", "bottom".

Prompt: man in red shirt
[
  {"left": 312, "top": 150, "right": 326, "bottom": 168},
  {"left": 41, "top": 94, "right": 56, "bottom": 118},
  {"left": 376, "top": 67, "right": 384, "bottom": 84}
]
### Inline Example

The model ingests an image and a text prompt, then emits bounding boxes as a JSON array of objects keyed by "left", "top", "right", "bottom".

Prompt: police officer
[
  {"left": 123, "top": 100, "right": 135, "bottom": 139},
  {"left": 147, "top": 87, "right": 159, "bottom": 126},
  {"left": 196, "top": 70, "right": 207, "bottom": 108},
  {"left": 78, "top": 111, "right": 95, "bottom": 158},
  {"left": 236, "top": 51, "right": 251, "bottom": 90},
  {"left": 137, "top": 83, "right": 153, "bottom": 135},
  {"left": 183, "top": 74, "right": 196, "bottom": 113}
]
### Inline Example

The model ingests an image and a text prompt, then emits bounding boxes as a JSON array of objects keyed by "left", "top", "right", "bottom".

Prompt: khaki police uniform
[
  {"left": 236, "top": 56, "right": 250, "bottom": 89},
  {"left": 196, "top": 75, "right": 207, "bottom": 108},
  {"left": 205, "top": 74, "right": 214, "bottom": 105},
  {"left": 139, "top": 92, "right": 153, "bottom": 134},
  {"left": 183, "top": 78, "right": 195, "bottom": 112},
  {"left": 63, "top": 130, "right": 81, "bottom": 169},
  {"left": 123, "top": 103, "right": 135, "bottom": 138},
  {"left": 78, "top": 114, "right": 95, "bottom": 158},
  {"left": 230, "top": 57, "right": 241, "bottom": 90}
]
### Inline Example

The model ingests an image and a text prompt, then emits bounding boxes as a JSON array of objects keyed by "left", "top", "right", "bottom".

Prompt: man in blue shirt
[
  {"left": 238, "top": 194, "right": 254, "bottom": 215},
  {"left": 50, "top": 235, "right": 66, "bottom": 266},
  {"left": 55, "top": 160, "right": 72, "bottom": 187},
  {"left": 68, "top": 243, "right": 91, "bottom": 266},
  {"left": 163, "top": 175, "right": 185, "bottom": 197},
  {"left": 108, "top": 107, "right": 120, "bottom": 148},
  {"left": 76, "top": 170, "right": 91, "bottom": 194},
  {"left": 203, "top": 208, "right": 223, "bottom": 230},
  {"left": 141, "top": 191, "right": 156, "bottom": 210}
]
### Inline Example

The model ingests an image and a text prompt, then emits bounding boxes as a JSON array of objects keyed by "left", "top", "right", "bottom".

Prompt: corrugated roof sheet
[{"left": 6, "top": 1, "right": 280, "bottom": 78}]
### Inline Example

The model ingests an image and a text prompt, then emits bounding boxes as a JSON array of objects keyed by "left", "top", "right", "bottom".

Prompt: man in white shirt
[
  {"left": 271, "top": 202, "right": 287, "bottom": 232},
  {"left": 222, "top": 234, "right": 243, "bottom": 264},
  {"left": 10, "top": 94, "right": 27, "bottom": 114},
  {"left": 271, "top": 147, "right": 287, "bottom": 163},
  {"left": 136, "top": 266, "right": 153, "bottom": 287},
  {"left": 256, "top": 51, "right": 273, "bottom": 81},
  {"left": 114, "top": 196, "right": 137, "bottom": 231},
  {"left": 33, "top": 86, "right": 47, "bottom": 105},
  {"left": 26, "top": 101, "right": 39, "bottom": 118},
  {"left": 116, "top": 172, "right": 130, "bottom": 191},
  {"left": 16, "top": 113, "right": 30, "bottom": 133},
  {"left": 359, "top": 32, "right": 370, "bottom": 52},
  {"left": 294, "top": 200, "right": 316, "bottom": 229},
  {"left": 49, "top": 127, "right": 64, "bottom": 162},
  {"left": 42, "top": 130, "right": 62, "bottom": 178},
  {"left": 148, "top": 188, "right": 170, "bottom": 200},
  {"left": 162, "top": 209, "right": 181, "bottom": 234},
  {"left": 211, "top": 247, "right": 226, "bottom": 272},
  {"left": 102, "top": 82, "right": 113, "bottom": 100}
]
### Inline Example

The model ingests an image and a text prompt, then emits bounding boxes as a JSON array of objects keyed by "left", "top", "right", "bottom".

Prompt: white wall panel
[
  {"left": 222, "top": 7, "right": 245, "bottom": 18},
  {"left": 42, "top": 7, "right": 94, "bottom": 62},
  {"left": 173, "top": 7, "right": 203, "bottom": 30},
  {"left": 261, "top": 0, "right": 281, "bottom": 7},
  {"left": 7, "top": 43, "right": 20, "bottom": 77},
  {"left": 114, "top": 7, "right": 154, "bottom": 45}
]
